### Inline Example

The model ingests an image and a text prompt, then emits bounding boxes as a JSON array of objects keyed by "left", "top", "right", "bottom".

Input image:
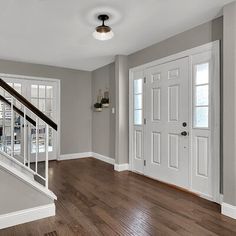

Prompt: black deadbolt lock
[{"left": 182, "top": 122, "right": 187, "bottom": 127}]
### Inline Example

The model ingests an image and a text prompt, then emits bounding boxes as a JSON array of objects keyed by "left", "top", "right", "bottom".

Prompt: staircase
[{"left": 0, "top": 79, "right": 57, "bottom": 229}]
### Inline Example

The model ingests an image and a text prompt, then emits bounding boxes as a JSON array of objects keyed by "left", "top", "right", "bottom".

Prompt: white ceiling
[{"left": 0, "top": 0, "right": 233, "bottom": 71}]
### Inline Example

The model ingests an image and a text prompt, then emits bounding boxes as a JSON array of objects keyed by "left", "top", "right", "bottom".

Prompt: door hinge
[
  {"left": 144, "top": 160, "right": 146, "bottom": 166},
  {"left": 144, "top": 118, "right": 147, "bottom": 125},
  {"left": 144, "top": 77, "right": 146, "bottom": 83}
]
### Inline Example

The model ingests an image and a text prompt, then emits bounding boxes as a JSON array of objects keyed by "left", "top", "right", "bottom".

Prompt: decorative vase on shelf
[
  {"left": 104, "top": 88, "right": 109, "bottom": 99},
  {"left": 102, "top": 104, "right": 109, "bottom": 108},
  {"left": 101, "top": 88, "right": 109, "bottom": 108},
  {"left": 94, "top": 102, "right": 102, "bottom": 112},
  {"left": 101, "top": 98, "right": 109, "bottom": 108},
  {"left": 97, "top": 89, "right": 103, "bottom": 103}
]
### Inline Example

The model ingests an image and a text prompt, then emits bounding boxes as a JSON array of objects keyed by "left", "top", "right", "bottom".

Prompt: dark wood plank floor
[{"left": 1, "top": 157, "right": 236, "bottom": 236}]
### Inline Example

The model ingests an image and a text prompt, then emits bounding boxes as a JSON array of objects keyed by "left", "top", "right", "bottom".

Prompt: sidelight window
[
  {"left": 133, "top": 79, "right": 143, "bottom": 125},
  {"left": 193, "top": 63, "right": 209, "bottom": 128}
]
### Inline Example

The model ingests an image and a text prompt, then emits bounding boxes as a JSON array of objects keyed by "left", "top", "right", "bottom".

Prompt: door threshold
[{"left": 132, "top": 170, "right": 200, "bottom": 197}]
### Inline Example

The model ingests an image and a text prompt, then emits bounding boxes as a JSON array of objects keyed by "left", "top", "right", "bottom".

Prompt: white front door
[
  {"left": 130, "top": 42, "right": 220, "bottom": 202},
  {"left": 144, "top": 57, "right": 189, "bottom": 188}
]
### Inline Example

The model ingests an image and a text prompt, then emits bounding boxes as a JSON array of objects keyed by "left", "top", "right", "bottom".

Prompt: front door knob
[{"left": 181, "top": 131, "right": 188, "bottom": 136}]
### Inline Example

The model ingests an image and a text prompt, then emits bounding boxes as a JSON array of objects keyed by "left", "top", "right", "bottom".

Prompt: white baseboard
[
  {"left": 58, "top": 152, "right": 115, "bottom": 165},
  {"left": 219, "top": 194, "right": 224, "bottom": 204},
  {"left": 114, "top": 163, "right": 129, "bottom": 172},
  {"left": 92, "top": 152, "right": 115, "bottom": 165},
  {"left": 58, "top": 152, "right": 92, "bottom": 161},
  {"left": 0, "top": 203, "right": 55, "bottom": 229},
  {"left": 222, "top": 202, "right": 236, "bottom": 219},
  {"left": 58, "top": 152, "right": 131, "bottom": 170}
]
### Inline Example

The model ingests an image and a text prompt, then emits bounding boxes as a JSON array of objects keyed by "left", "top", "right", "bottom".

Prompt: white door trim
[
  {"left": 0, "top": 73, "right": 61, "bottom": 161},
  {"left": 129, "top": 41, "right": 220, "bottom": 203}
]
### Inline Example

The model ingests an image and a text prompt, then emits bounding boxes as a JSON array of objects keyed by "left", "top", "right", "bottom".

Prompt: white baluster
[
  {"left": 2, "top": 101, "right": 6, "bottom": 152},
  {"left": 28, "top": 121, "right": 31, "bottom": 169},
  {"left": 23, "top": 106, "right": 27, "bottom": 165},
  {"left": 10, "top": 96, "right": 14, "bottom": 157},
  {"left": 45, "top": 124, "right": 49, "bottom": 188},
  {"left": 36, "top": 117, "right": 39, "bottom": 173}
]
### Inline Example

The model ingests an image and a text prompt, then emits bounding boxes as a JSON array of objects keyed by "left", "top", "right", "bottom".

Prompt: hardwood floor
[{"left": 1, "top": 157, "right": 236, "bottom": 236}]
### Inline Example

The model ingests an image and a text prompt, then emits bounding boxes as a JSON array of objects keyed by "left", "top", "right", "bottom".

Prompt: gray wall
[
  {"left": 92, "top": 63, "right": 115, "bottom": 158},
  {"left": 0, "top": 167, "right": 53, "bottom": 214},
  {"left": 128, "top": 17, "right": 223, "bottom": 68},
  {"left": 223, "top": 2, "right": 236, "bottom": 206},
  {"left": 0, "top": 59, "right": 92, "bottom": 155}
]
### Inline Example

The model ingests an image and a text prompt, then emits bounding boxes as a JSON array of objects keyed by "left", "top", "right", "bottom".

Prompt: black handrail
[
  {"left": 0, "top": 79, "right": 57, "bottom": 131},
  {"left": 0, "top": 95, "right": 36, "bottom": 126}
]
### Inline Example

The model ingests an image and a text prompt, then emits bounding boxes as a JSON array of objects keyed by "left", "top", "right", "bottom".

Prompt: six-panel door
[{"left": 144, "top": 57, "right": 190, "bottom": 189}]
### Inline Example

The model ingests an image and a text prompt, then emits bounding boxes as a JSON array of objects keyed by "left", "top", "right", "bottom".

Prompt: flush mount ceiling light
[{"left": 93, "top": 14, "right": 114, "bottom": 41}]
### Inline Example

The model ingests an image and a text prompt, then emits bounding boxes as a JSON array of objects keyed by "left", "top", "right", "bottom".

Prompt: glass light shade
[{"left": 93, "top": 30, "right": 114, "bottom": 41}]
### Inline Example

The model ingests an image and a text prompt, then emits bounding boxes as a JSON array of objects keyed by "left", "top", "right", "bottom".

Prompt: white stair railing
[{"left": 0, "top": 79, "right": 57, "bottom": 189}]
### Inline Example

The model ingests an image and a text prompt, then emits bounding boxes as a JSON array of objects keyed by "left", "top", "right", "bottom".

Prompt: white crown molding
[
  {"left": 0, "top": 203, "right": 55, "bottom": 229},
  {"left": 114, "top": 163, "right": 129, "bottom": 172},
  {"left": 222, "top": 202, "right": 236, "bottom": 219}
]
